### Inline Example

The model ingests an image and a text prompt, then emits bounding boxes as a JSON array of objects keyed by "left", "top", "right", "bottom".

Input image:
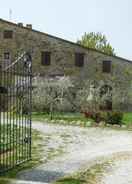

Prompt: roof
[{"left": 0, "top": 18, "right": 132, "bottom": 64}]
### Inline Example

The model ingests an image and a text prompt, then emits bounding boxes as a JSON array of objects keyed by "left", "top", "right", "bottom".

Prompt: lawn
[
  {"left": 123, "top": 113, "right": 132, "bottom": 125},
  {"left": 32, "top": 112, "right": 132, "bottom": 126},
  {"left": 32, "top": 112, "right": 88, "bottom": 122},
  {"left": 32, "top": 112, "right": 93, "bottom": 127}
]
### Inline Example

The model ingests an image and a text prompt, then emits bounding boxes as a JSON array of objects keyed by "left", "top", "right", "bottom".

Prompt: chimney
[
  {"left": 26, "top": 24, "right": 32, "bottom": 29},
  {"left": 17, "top": 22, "right": 23, "bottom": 27}
]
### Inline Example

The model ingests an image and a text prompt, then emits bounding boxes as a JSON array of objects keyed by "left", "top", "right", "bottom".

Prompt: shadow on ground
[{"left": 18, "top": 170, "right": 65, "bottom": 183}]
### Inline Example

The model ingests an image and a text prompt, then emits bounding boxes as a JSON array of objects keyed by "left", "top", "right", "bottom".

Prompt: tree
[
  {"left": 32, "top": 76, "right": 73, "bottom": 119},
  {"left": 77, "top": 32, "right": 116, "bottom": 56}
]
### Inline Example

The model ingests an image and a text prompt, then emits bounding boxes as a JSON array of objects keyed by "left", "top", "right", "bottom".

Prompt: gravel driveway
[
  {"left": 16, "top": 122, "right": 132, "bottom": 184},
  {"left": 98, "top": 153, "right": 132, "bottom": 184}
]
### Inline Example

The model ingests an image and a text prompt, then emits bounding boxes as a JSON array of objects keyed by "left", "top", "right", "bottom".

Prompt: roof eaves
[{"left": 0, "top": 18, "right": 132, "bottom": 64}]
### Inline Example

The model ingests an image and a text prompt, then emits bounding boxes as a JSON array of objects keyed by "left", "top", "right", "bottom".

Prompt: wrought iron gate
[{"left": 0, "top": 52, "right": 32, "bottom": 173}]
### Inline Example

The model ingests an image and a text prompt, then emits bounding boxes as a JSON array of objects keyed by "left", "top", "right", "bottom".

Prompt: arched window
[
  {"left": 100, "top": 85, "right": 112, "bottom": 97},
  {"left": 100, "top": 85, "right": 112, "bottom": 110}
]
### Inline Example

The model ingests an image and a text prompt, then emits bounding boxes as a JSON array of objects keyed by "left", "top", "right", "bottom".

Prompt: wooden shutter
[
  {"left": 75, "top": 53, "right": 84, "bottom": 67},
  {"left": 103, "top": 61, "right": 111, "bottom": 73},
  {"left": 4, "top": 30, "right": 13, "bottom": 39},
  {"left": 41, "top": 52, "right": 51, "bottom": 65},
  {"left": 4, "top": 52, "right": 10, "bottom": 60}
]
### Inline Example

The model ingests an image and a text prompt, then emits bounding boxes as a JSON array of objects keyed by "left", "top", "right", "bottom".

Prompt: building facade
[{"left": 0, "top": 18, "right": 132, "bottom": 111}]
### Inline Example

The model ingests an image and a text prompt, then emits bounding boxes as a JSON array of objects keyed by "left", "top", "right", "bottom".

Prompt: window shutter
[
  {"left": 41, "top": 52, "right": 51, "bottom": 66},
  {"left": 103, "top": 61, "right": 111, "bottom": 73},
  {"left": 75, "top": 53, "right": 84, "bottom": 67},
  {"left": 4, "top": 30, "right": 13, "bottom": 39},
  {"left": 4, "top": 52, "right": 10, "bottom": 60}
]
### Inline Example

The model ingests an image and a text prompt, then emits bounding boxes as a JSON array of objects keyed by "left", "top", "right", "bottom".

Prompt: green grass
[
  {"left": 55, "top": 160, "right": 113, "bottom": 184},
  {"left": 123, "top": 113, "right": 132, "bottom": 125},
  {"left": 32, "top": 112, "right": 132, "bottom": 127},
  {"left": 0, "top": 124, "right": 22, "bottom": 153},
  {"left": 0, "top": 178, "right": 9, "bottom": 184},
  {"left": 32, "top": 112, "right": 87, "bottom": 121},
  {"left": 32, "top": 112, "right": 93, "bottom": 127},
  {"left": 55, "top": 152, "right": 132, "bottom": 184}
]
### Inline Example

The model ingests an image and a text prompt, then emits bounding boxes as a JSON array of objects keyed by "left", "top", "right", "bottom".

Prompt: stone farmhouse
[{"left": 0, "top": 18, "right": 132, "bottom": 111}]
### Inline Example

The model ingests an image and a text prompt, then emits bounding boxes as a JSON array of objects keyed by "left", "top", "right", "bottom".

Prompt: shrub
[
  {"left": 91, "top": 112, "right": 102, "bottom": 123},
  {"left": 83, "top": 111, "right": 93, "bottom": 119},
  {"left": 83, "top": 111, "right": 104, "bottom": 123},
  {"left": 83, "top": 110, "right": 123, "bottom": 126},
  {"left": 105, "top": 111, "right": 123, "bottom": 125}
]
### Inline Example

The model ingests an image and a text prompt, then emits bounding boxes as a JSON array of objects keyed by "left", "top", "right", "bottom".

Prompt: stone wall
[{"left": 0, "top": 19, "right": 132, "bottom": 111}]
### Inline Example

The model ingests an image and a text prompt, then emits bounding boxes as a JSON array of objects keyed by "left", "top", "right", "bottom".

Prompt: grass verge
[
  {"left": 32, "top": 112, "right": 93, "bottom": 127},
  {"left": 55, "top": 161, "right": 112, "bottom": 184},
  {"left": 55, "top": 152, "right": 132, "bottom": 184},
  {"left": 32, "top": 112, "right": 132, "bottom": 127}
]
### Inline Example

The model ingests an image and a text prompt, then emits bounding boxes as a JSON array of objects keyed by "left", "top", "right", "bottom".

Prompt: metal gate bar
[{"left": 0, "top": 52, "right": 32, "bottom": 173}]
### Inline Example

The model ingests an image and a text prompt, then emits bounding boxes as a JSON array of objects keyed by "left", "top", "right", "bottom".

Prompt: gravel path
[
  {"left": 100, "top": 155, "right": 132, "bottom": 184},
  {"left": 16, "top": 122, "right": 132, "bottom": 184}
]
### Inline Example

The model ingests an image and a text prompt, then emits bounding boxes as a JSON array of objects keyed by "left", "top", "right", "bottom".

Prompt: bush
[
  {"left": 105, "top": 111, "right": 123, "bottom": 125},
  {"left": 92, "top": 112, "right": 103, "bottom": 123},
  {"left": 83, "top": 110, "right": 123, "bottom": 126},
  {"left": 83, "top": 111, "right": 104, "bottom": 123},
  {"left": 83, "top": 111, "right": 93, "bottom": 119}
]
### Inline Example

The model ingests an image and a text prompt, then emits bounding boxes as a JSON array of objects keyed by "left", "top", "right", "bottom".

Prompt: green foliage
[
  {"left": 77, "top": 32, "right": 116, "bottom": 56},
  {"left": 105, "top": 111, "right": 123, "bottom": 125},
  {"left": 83, "top": 110, "right": 124, "bottom": 125},
  {"left": 83, "top": 111, "right": 103, "bottom": 123},
  {"left": 32, "top": 112, "right": 89, "bottom": 121},
  {"left": 33, "top": 112, "right": 132, "bottom": 127},
  {"left": 32, "top": 112, "right": 93, "bottom": 127},
  {"left": 123, "top": 113, "right": 132, "bottom": 125},
  {"left": 0, "top": 124, "right": 19, "bottom": 154},
  {"left": 0, "top": 178, "right": 9, "bottom": 184}
]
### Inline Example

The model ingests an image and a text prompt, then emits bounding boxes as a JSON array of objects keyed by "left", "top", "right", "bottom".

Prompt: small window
[
  {"left": 103, "top": 61, "right": 111, "bottom": 73},
  {"left": 41, "top": 52, "right": 51, "bottom": 66},
  {"left": 4, "top": 52, "right": 10, "bottom": 60},
  {"left": 4, "top": 30, "right": 13, "bottom": 39},
  {"left": 75, "top": 53, "right": 84, "bottom": 67}
]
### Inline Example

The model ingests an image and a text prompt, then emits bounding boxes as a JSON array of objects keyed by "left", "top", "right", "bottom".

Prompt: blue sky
[{"left": 0, "top": 0, "right": 132, "bottom": 60}]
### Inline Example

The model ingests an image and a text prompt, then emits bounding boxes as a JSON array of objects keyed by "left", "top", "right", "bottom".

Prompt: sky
[{"left": 0, "top": 0, "right": 132, "bottom": 60}]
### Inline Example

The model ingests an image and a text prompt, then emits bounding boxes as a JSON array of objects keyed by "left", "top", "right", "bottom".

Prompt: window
[
  {"left": 41, "top": 52, "right": 51, "bottom": 66},
  {"left": 103, "top": 60, "right": 111, "bottom": 73},
  {"left": 100, "top": 85, "right": 112, "bottom": 110},
  {"left": 4, "top": 52, "right": 10, "bottom": 60},
  {"left": 4, "top": 30, "right": 13, "bottom": 39},
  {"left": 75, "top": 53, "right": 84, "bottom": 67}
]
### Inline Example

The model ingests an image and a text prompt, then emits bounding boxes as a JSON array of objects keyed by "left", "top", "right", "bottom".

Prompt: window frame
[
  {"left": 3, "top": 30, "right": 13, "bottom": 39},
  {"left": 102, "top": 60, "right": 112, "bottom": 73},
  {"left": 75, "top": 53, "right": 84, "bottom": 67},
  {"left": 4, "top": 52, "right": 11, "bottom": 60},
  {"left": 41, "top": 51, "right": 51, "bottom": 66}
]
